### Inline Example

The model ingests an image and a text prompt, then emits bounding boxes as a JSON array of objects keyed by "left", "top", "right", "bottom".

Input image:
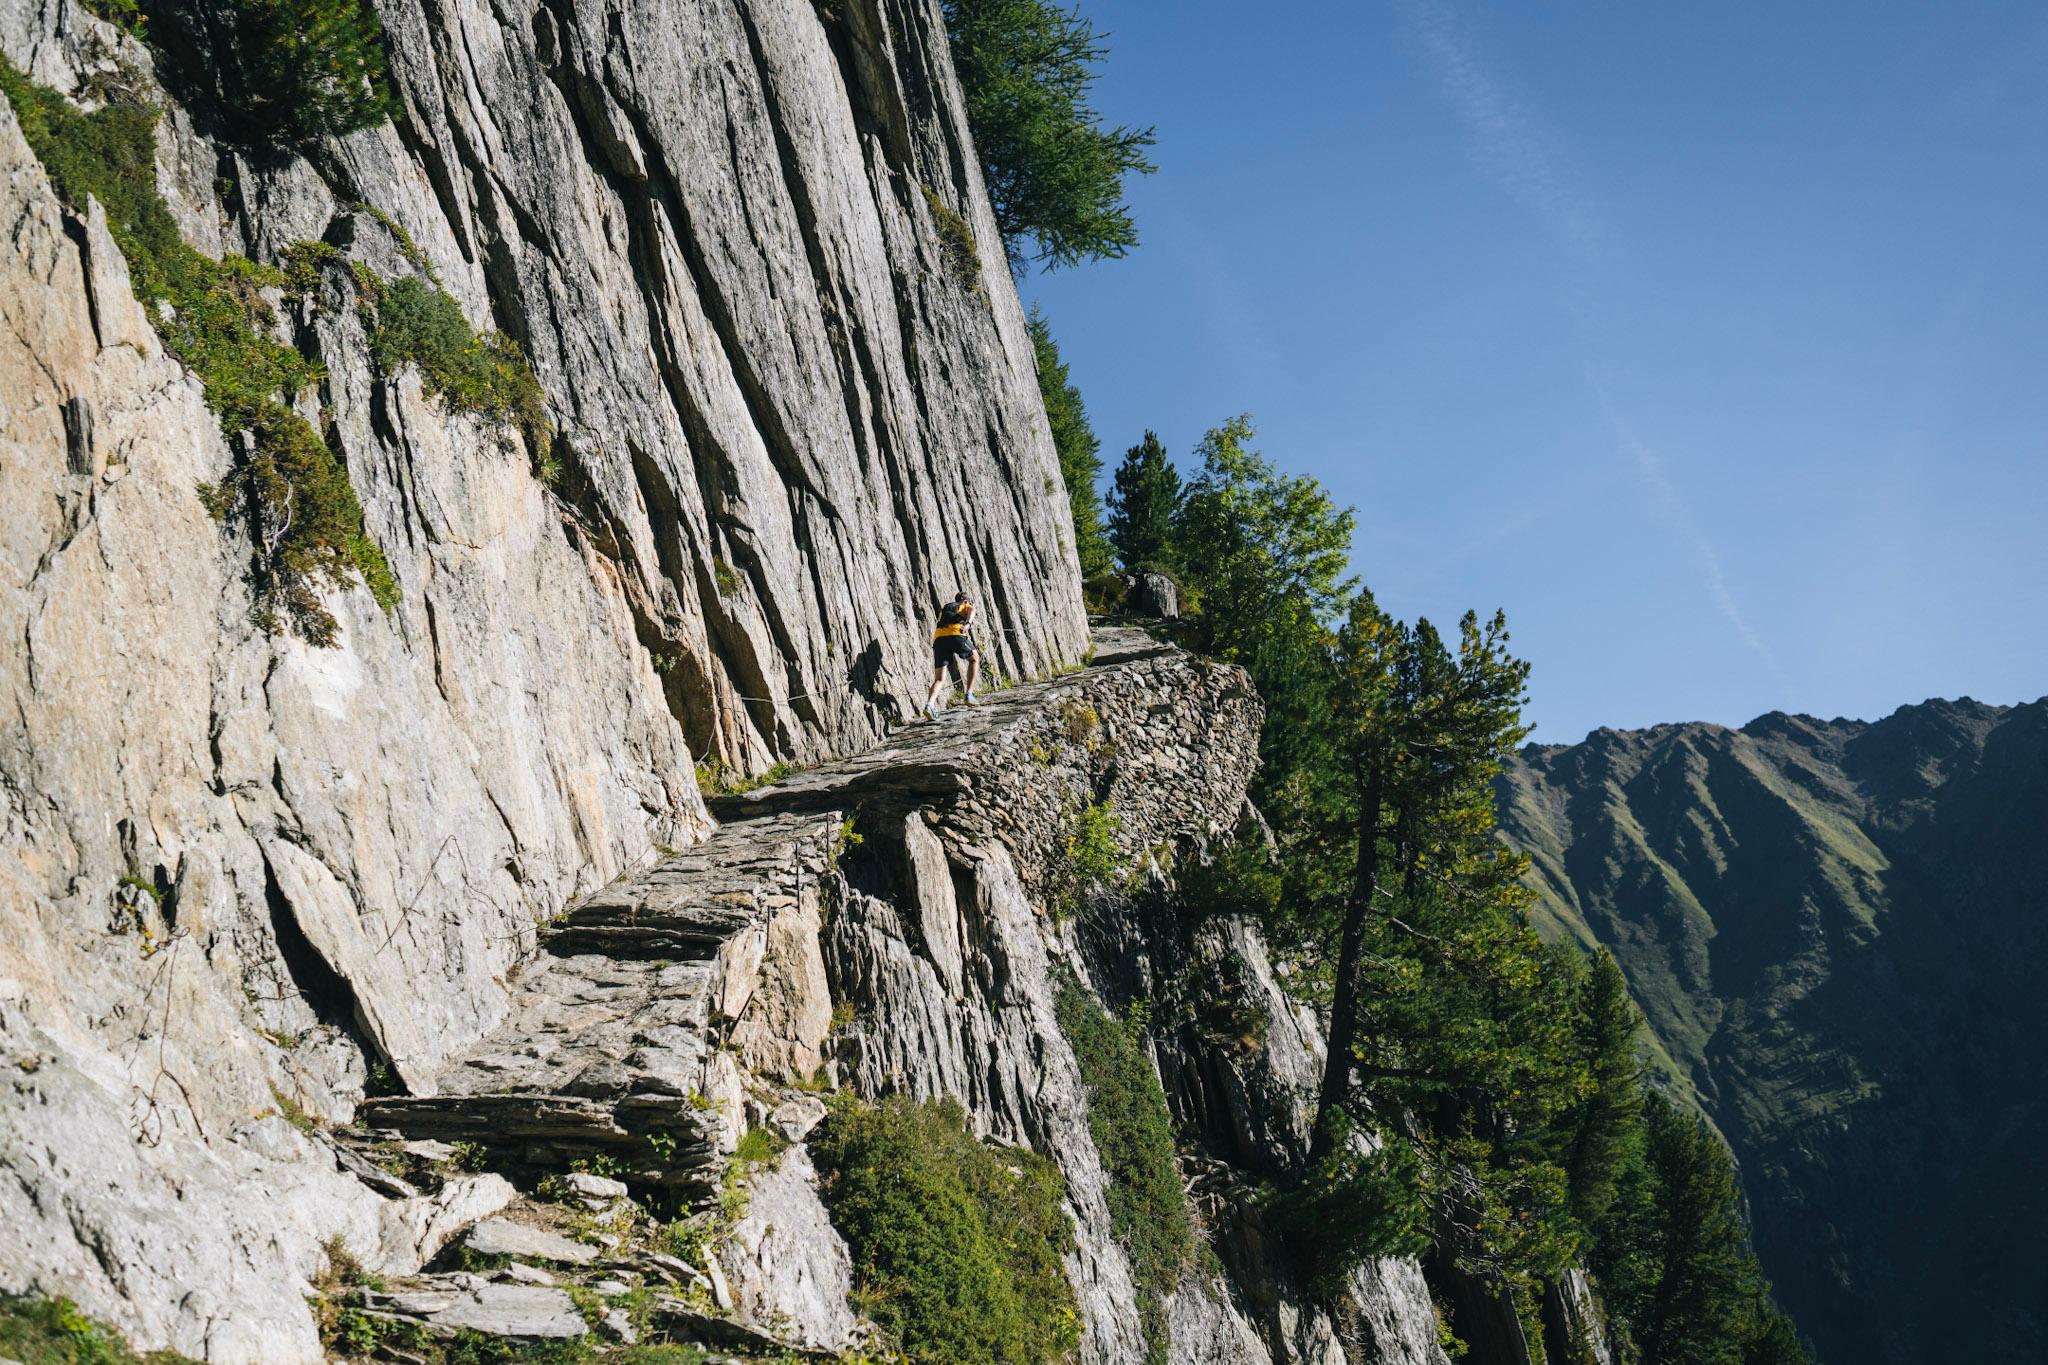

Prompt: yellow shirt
[{"left": 933, "top": 603, "right": 975, "bottom": 638}]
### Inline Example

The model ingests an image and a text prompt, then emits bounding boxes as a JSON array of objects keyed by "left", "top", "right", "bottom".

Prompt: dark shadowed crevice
[{"left": 261, "top": 851, "right": 394, "bottom": 1085}]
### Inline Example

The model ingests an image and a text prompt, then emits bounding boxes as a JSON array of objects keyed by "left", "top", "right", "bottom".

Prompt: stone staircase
[{"left": 359, "top": 809, "right": 839, "bottom": 1193}]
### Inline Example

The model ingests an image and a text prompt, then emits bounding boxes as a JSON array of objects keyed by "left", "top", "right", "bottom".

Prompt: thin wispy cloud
[
  {"left": 1933, "top": 15, "right": 2048, "bottom": 127},
  {"left": 1395, "top": 0, "right": 1608, "bottom": 254},
  {"left": 1397, "top": 2, "right": 1779, "bottom": 695},
  {"left": 1585, "top": 372, "right": 1788, "bottom": 686}
]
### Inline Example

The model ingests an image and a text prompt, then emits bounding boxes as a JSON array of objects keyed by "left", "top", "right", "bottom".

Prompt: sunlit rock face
[
  {"left": 2, "top": 0, "right": 1077, "bottom": 1355},
  {"left": 1, "top": 0, "right": 1467, "bottom": 1359}
]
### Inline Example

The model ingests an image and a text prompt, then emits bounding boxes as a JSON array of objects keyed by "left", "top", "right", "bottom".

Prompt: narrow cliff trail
[
  {"left": 359, "top": 628, "right": 1188, "bottom": 1184},
  {"left": 320, "top": 625, "right": 1379, "bottom": 1360}
]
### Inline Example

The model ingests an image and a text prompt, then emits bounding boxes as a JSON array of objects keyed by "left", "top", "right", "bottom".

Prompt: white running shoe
[{"left": 924, "top": 702, "right": 941, "bottom": 721}]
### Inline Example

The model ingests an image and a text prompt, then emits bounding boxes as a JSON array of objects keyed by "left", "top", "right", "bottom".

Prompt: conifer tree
[
  {"left": 1559, "top": 948, "right": 1646, "bottom": 1228},
  {"left": 1170, "top": 418, "right": 1354, "bottom": 831},
  {"left": 1310, "top": 602, "right": 1534, "bottom": 1159},
  {"left": 941, "top": 0, "right": 1156, "bottom": 269},
  {"left": 1106, "top": 431, "right": 1182, "bottom": 573},
  {"left": 1590, "top": 1093, "right": 1812, "bottom": 1365},
  {"left": 1638, "top": 1097, "right": 1753, "bottom": 1364},
  {"left": 1027, "top": 311, "right": 1112, "bottom": 576},
  {"left": 153, "top": 0, "right": 392, "bottom": 145}
]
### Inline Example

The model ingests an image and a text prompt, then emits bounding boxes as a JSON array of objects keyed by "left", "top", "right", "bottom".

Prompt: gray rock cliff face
[
  {"left": 1, "top": 1, "right": 1453, "bottom": 1360},
  {"left": 3, "top": 0, "right": 1076, "bottom": 1354}
]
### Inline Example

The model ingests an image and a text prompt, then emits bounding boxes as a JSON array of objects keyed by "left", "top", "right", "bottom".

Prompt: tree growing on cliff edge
[
  {"left": 145, "top": 0, "right": 393, "bottom": 145},
  {"left": 942, "top": 0, "right": 1156, "bottom": 269},
  {"left": 1172, "top": 417, "right": 1353, "bottom": 829},
  {"left": 1590, "top": 1093, "right": 1812, "bottom": 1365},
  {"left": 1028, "top": 311, "right": 1113, "bottom": 576},
  {"left": 1106, "top": 431, "right": 1182, "bottom": 573}
]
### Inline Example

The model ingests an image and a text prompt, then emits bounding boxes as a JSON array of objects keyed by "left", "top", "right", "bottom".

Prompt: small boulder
[
  {"left": 561, "top": 1171, "right": 629, "bottom": 1208},
  {"left": 1125, "top": 571, "right": 1180, "bottom": 620},
  {"left": 464, "top": 1217, "right": 599, "bottom": 1265},
  {"left": 376, "top": 1282, "right": 588, "bottom": 1340},
  {"left": 769, "top": 1095, "right": 827, "bottom": 1142}
]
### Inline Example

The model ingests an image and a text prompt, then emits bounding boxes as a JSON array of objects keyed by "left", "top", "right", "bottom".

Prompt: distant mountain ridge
[{"left": 1497, "top": 695, "right": 2048, "bottom": 1365}]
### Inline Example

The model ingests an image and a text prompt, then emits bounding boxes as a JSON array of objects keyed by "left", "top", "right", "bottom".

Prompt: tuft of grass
[
  {"left": 1054, "top": 977, "right": 1192, "bottom": 1365},
  {"left": 1057, "top": 697, "right": 1101, "bottom": 747},
  {"left": 0, "top": 1294, "right": 201, "bottom": 1364},
  {"left": 368, "top": 275, "right": 548, "bottom": 446},
  {"left": 694, "top": 757, "right": 798, "bottom": 797},
  {"left": 0, "top": 62, "right": 395, "bottom": 645},
  {"left": 732, "top": 1125, "right": 786, "bottom": 1167},
  {"left": 312, "top": 1234, "right": 386, "bottom": 1296},
  {"left": 711, "top": 558, "right": 742, "bottom": 597},
  {"left": 921, "top": 183, "right": 983, "bottom": 291},
  {"left": 117, "top": 873, "right": 164, "bottom": 907},
  {"left": 267, "top": 1086, "right": 320, "bottom": 1135},
  {"left": 813, "top": 1096, "right": 1079, "bottom": 1365}
]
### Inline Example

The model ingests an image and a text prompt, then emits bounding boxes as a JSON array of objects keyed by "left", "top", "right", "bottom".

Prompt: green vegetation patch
[
  {"left": 0, "top": 62, "right": 394, "bottom": 645},
  {"left": 82, "top": 0, "right": 147, "bottom": 38},
  {"left": 155, "top": 0, "right": 392, "bottom": 146},
  {"left": 365, "top": 275, "right": 547, "bottom": 444},
  {"left": 1054, "top": 978, "right": 1191, "bottom": 1365},
  {"left": 812, "top": 1095, "right": 1080, "bottom": 1364},
  {"left": 1027, "top": 308, "right": 1111, "bottom": 575},
  {"left": 919, "top": 184, "right": 983, "bottom": 291},
  {"left": 0, "top": 1295, "right": 200, "bottom": 1364}
]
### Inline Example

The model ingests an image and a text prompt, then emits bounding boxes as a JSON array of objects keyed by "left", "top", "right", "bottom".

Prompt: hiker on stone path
[{"left": 923, "top": 590, "right": 981, "bottom": 720}]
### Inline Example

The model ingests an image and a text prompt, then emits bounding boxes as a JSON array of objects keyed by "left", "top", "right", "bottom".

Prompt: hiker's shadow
[{"left": 849, "top": 639, "right": 905, "bottom": 728}]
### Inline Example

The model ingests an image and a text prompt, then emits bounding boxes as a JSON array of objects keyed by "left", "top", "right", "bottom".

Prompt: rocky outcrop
[
  {"left": 310, "top": 631, "right": 1444, "bottom": 1363},
  {"left": 1, "top": 0, "right": 1472, "bottom": 1360},
  {"left": 3, "top": 0, "right": 1086, "bottom": 1354}
]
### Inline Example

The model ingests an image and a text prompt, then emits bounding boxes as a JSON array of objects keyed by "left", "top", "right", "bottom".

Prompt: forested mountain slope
[{"left": 1498, "top": 697, "right": 2048, "bottom": 1365}]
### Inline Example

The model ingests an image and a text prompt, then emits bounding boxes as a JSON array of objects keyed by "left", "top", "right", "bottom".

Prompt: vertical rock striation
[{"left": 3, "top": 0, "right": 1082, "bottom": 1356}]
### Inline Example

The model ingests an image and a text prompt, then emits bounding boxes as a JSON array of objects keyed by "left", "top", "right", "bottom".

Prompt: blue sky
[{"left": 1022, "top": 1, "right": 2048, "bottom": 743}]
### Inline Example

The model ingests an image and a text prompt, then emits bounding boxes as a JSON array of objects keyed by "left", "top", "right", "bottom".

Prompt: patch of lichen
[{"left": 1, "top": 60, "right": 395, "bottom": 644}]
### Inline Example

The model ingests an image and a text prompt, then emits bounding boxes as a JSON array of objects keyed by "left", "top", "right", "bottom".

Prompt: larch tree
[{"left": 940, "top": 0, "right": 1156, "bottom": 270}]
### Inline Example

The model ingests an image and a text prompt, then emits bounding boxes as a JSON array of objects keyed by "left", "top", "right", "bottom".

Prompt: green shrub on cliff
[
  {"left": 366, "top": 275, "right": 548, "bottom": 445},
  {"left": 0, "top": 1294, "right": 200, "bottom": 1364},
  {"left": 1054, "top": 978, "right": 1191, "bottom": 1364},
  {"left": 1027, "top": 309, "right": 1113, "bottom": 577},
  {"left": 0, "top": 61, "right": 394, "bottom": 644},
  {"left": 812, "top": 1096, "right": 1079, "bottom": 1364},
  {"left": 150, "top": 0, "right": 392, "bottom": 145}
]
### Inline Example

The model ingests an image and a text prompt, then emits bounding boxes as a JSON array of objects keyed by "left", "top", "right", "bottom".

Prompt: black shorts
[{"left": 933, "top": 634, "right": 976, "bottom": 668}]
